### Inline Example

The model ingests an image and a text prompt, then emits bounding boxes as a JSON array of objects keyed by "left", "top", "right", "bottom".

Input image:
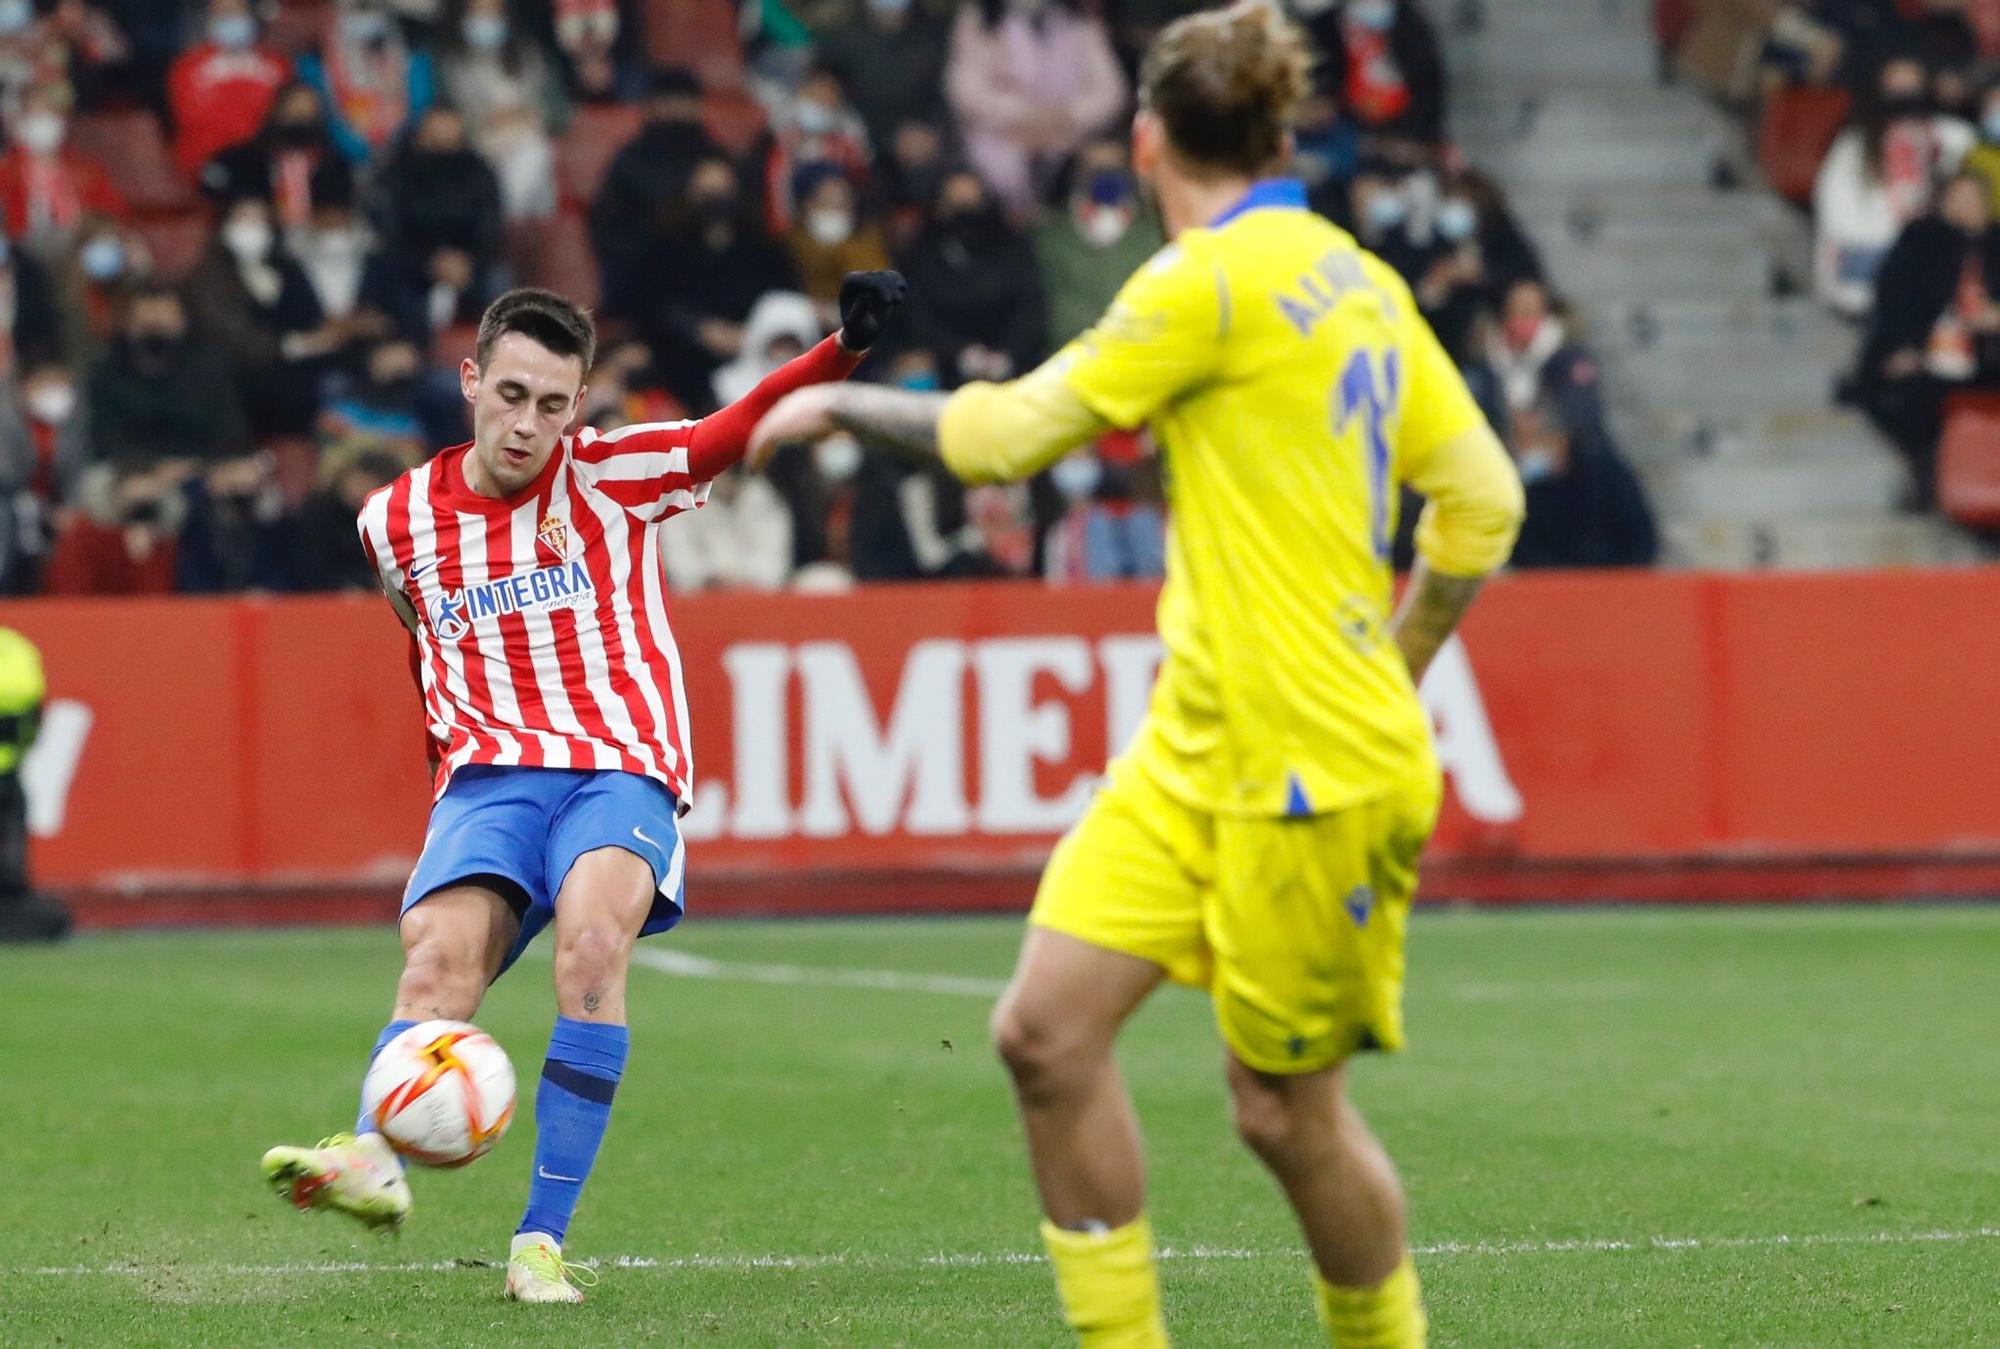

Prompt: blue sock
[
  {"left": 357, "top": 1019, "right": 418, "bottom": 1136},
  {"left": 517, "top": 1017, "right": 629, "bottom": 1246}
]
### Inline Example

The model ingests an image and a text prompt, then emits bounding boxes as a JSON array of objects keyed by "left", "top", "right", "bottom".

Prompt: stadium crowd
[
  {"left": 1671, "top": 0, "right": 2000, "bottom": 511},
  {"left": 7, "top": 0, "right": 1652, "bottom": 598}
]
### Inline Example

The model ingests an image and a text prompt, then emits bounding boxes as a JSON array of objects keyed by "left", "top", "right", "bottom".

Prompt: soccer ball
[{"left": 362, "top": 1020, "right": 516, "bottom": 1168}]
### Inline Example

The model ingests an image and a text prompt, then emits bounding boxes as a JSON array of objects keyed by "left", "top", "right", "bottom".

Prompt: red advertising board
[{"left": 10, "top": 571, "right": 2000, "bottom": 905}]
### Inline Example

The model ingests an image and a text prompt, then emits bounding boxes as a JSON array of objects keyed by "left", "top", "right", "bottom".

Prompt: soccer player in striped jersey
[
  {"left": 747, "top": 6, "right": 1521, "bottom": 1343},
  {"left": 261, "top": 274, "right": 906, "bottom": 1304}
]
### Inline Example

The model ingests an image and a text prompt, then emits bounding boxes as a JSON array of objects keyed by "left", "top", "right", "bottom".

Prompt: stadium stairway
[{"left": 1446, "top": 0, "right": 1986, "bottom": 566}]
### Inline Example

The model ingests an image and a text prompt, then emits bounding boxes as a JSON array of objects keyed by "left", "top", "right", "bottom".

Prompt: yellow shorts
[{"left": 1030, "top": 757, "right": 1440, "bottom": 1074}]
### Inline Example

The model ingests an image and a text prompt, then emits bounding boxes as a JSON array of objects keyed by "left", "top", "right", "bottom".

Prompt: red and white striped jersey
[{"left": 357, "top": 422, "right": 712, "bottom": 807}]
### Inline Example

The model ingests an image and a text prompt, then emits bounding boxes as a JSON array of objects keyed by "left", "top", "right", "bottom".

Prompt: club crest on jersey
[
  {"left": 424, "top": 557, "right": 595, "bottom": 640},
  {"left": 536, "top": 512, "right": 576, "bottom": 564}
]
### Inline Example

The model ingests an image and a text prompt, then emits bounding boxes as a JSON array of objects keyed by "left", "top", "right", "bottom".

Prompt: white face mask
[
  {"left": 463, "top": 15, "right": 507, "bottom": 50},
  {"left": 1434, "top": 198, "right": 1478, "bottom": 242},
  {"left": 79, "top": 234, "right": 125, "bottom": 281},
  {"left": 815, "top": 433, "right": 863, "bottom": 482},
  {"left": 0, "top": 0, "right": 31, "bottom": 36},
  {"left": 211, "top": 14, "right": 257, "bottom": 49},
  {"left": 794, "top": 102, "right": 835, "bottom": 136},
  {"left": 1050, "top": 453, "right": 1101, "bottom": 500},
  {"left": 26, "top": 382, "right": 75, "bottom": 425},
  {"left": 16, "top": 112, "right": 63, "bottom": 156},
  {"left": 315, "top": 226, "right": 368, "bottom": 259},
  {"left": 224, "top": 216, "right": 274, "bottom": 260},
  {"left": 1080, "top": 205, "right": 1132, "bottom": 247},
  {"left": 1347, "top": 0, "right": 1396, "bottom": 31},
  {"left": 804, "top": 208, "right": 854, "bottom": 246}
]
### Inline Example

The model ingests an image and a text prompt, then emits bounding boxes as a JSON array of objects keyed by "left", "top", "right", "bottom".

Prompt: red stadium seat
[
  {"left": 70, "top": 109, "right": 198, "bottom": 213},
  {"left": 555, "top": 103, "right": 644, "bottom": 209},
  {"left": 1757, "top": 84, "right": 1852, "bottom": 206},
  {"left": 644, "top": 0, "right": 745, "bottom": 89},
  {"left": 518, "top": 207, "right": 601, "bottom": 310},
  {"left": 266, "top": 0, "right": 334, "bottom": 56},
  {"left": 702, "top": 86, "right": 768, "bottom": 158},
  {"left": 132, "top": 208, "right": 213, "bottom": 283},
  {"left": 1938, "top": 392, "right": 2000, "bottom": 526}
]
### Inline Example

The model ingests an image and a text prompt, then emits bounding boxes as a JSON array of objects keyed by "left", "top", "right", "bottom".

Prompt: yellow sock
[
  {"left": 1314, "top": 1255, "right": 1427, "bottom": 1349},
  {"left": 1039, "top": 1214, "right": 1170, "bottom": 1347}
]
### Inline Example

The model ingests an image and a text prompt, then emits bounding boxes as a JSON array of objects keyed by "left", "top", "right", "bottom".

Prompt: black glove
[{"left": 837, "top": 270, "right": 907, "bottom": 352}]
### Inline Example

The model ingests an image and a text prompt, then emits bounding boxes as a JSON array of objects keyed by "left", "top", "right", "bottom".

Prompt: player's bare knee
[
  {"left": 1228, "top": 1068, "right": 1332, "bottom": 1170},
  {"left": 395, "top": 933, "right": 484, "bottom": 1019},
  {"left": 991, "top": 1000, "right": 1086, "bottom": 1101},
  {"left": 552, "top": 922, "right": 629, "bottom": 1000}
]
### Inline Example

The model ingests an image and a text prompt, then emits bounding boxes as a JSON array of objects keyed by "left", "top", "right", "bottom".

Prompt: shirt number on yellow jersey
[{"left": 1335, "top": 347, "right": 1402, "bottom": 561}]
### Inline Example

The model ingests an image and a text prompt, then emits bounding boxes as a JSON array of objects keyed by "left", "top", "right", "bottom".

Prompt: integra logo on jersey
[{"left": 426, "top": 558, "right": 595, "bottom": 639}]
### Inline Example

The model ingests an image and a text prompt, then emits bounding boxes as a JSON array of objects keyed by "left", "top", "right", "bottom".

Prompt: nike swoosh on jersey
[{"left": 632, "top": 827, "right": 663, "bottom": 850}]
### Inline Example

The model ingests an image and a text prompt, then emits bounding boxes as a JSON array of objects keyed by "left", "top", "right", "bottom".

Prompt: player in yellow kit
[{"left": 749, "top": 5, "right": 1523, "bottom": 1344}]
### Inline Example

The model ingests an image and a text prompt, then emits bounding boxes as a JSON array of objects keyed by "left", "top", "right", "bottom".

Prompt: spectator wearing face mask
[
  {"left": 945, "top": 0, "right": 1127, "bottom": 215},
  {"left": 286, "top": 176, "right": 406, "bottom": 338},
  {"left": 318, "top": 335, "right": 430, "bottom": 468},
  {"left": 439, "top": 0, "right": 563, "bottom": 222},
  {"left": 201, "top": 81, "right": 356, "bottom": 231},
  {"left": 298, "top": 0, "right": 436, "bottom": 167},
  {"left": 1856, "top": 171, "right": 2000, "bottom": 507},
  {"left": 1345, "top": 161, "right": 1423, "bottom": 273},
  {"left": 167, "top": 0, "right": 293, "bottom": 179},
  {"left": 0, "top": 80, "right": 126, "bottom": 257},
  {"left": 763, "top": 64, "right": 871, "bottom": 236},
  {"left": 1296, "top": 0, "right": 1447, "bottom": 158},
  {"left": 83, "top": 284, "right": 249, "bottom": 471},
  {"left": 1042, "top": 429, "right": 1167, "bottom": 583},
  {"left": 815, "top": 0, "right": 953, "bottom": 153},
  {"left": 901, "top": 167, "right": 1047, "bottom": 386},
  {"left": 43, "top": 458, "right": 183, "bottom": 595},
  {"left": 6, "top": 359, "right": 84, "bottom": 590},
  {"left": 551, "top": 0, "right": 647, "bottom": 104},
  {"left": 1484, "top": 278, "right": 1609, "bottom": 435},
  {"left": 877, "top": 116, "right": 952, "bottom": 249},
  {"left": 1815, "top": 54, "right": 1974, "bottom": 317},
  {"left": 633, "top": 155, "right": 799, "bottom": 409},
  {"left": 785, "top": 165, "right": 892, "bottom": 330},
  {"left": 1036, "top": 138, "right": 1163, "bottom": 350},
  {"left": 187, "top": 193, "right": 353, "bottom": 441},
  {"left": 591, "top": 66, "right": 727, "bottom": 313},
  {"left": 0, "top": 1, "right": 133, "bottom": 115},
  {"left": 1505, "top": 393, "right": 1658, "bottom": 570},
  {"left": 287, "top": 447, "right": 404, "bottom": 591},
  {"left": 51, "top": 218, "right": 149, "bottom": 371},
  {"left": 373, "top": 106, "right": 505, "bottom": 333}
]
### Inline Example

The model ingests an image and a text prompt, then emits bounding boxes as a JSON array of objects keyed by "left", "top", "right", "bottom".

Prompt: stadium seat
[
  {"left": 132, "top": 209, "right": 213, "bottom": 283},
  {"left": 702, "top": 86, "right": 768, "bottom": 158},
  {"left": 266, "top": 0, "right": 334, "bottom": 56},
  {"left": 1937, "top": 392, "right": 2000, "bottom": 526},
  {"left": 517, "top": 208, "right": 601, "bottom": 310},
  {"left": 1757, "top": 84, "right": 1852, "bottom": 206},
  {"left": 71, "top": 109, "right": 198, "bottom": 213},
  {"left": 555, "top": 104, "right": 644, "bottom": 209},
  {"left": 1653, "top": 0, "right": 1695, "bottom": 55},
  {"left": 644, "top": 0, "right": 745, "bottom": 89}
]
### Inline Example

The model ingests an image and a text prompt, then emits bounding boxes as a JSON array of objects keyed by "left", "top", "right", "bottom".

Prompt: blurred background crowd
[
  {"left": 1667, "top": 0, "right": 2000, "bottom": 513},
  {"left": 4, "top": 0, "right": 1656, "bottom": 599}
]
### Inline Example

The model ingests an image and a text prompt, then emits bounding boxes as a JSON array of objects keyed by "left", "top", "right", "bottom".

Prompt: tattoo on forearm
[
  {"left": 829, "top": 387, "right": 950, "bottom": 459},
  {"left": 582, "top": 990, "right": 602, "bottom": 1014},
  {"left": 1390, "top": 565, "right": 1485, "bottom": 680}
]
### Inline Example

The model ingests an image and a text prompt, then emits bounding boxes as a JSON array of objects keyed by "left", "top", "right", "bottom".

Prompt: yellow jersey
[{"left": 943, "top": 178, "right": 1523, "bottom": 818}]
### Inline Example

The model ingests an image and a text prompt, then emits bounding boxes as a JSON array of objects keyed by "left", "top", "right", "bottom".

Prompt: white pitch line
[
  {"left": 22, "top": 1228, "right": 2000, "bottom": 1278},
  {"left": 631, "top": 946, "right": 1009, "bottom": 998},
  {"left": 632, "top": 948, "right": 1648, "bottom": 1005}
]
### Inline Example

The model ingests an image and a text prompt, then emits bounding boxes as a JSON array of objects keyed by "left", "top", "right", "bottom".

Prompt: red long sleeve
[{"left": 684, "top": 334, "right": 863, "bottom": 481}]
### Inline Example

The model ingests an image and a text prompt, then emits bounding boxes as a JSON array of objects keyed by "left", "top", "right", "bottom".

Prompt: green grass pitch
[{"left": 4, "top": 905, "right": 1998, "bottom": 1346}]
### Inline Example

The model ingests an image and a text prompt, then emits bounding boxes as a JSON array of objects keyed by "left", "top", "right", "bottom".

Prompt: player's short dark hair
[
  {"left": 475, "top": 288, "right": 596, "bottom": 376},
  {"left": 1140, "top": 1, "right": 1313, "bottom": 177}
]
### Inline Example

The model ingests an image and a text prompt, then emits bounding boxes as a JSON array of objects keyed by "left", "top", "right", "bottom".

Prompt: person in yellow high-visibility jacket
[{"left": 0, "top": 626, "right": 68, "bottom": 942}]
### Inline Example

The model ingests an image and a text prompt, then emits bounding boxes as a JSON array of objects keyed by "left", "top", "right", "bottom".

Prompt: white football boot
[
  {"left": 505, "top": 1232, "right": 597, "bottom": 1303},
  {"left": 260, "top": 1132, "right": 412, "bottom": 1232}
]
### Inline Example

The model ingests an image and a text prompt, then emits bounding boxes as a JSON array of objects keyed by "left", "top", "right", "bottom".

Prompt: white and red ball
[{"left": 361, "top": 1020, "right": 516, "bottom": 1167}]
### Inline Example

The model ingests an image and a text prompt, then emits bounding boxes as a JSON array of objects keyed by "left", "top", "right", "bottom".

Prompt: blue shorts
[{"left": 402, "top": 765, "right": 686, "bottom": 977}]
